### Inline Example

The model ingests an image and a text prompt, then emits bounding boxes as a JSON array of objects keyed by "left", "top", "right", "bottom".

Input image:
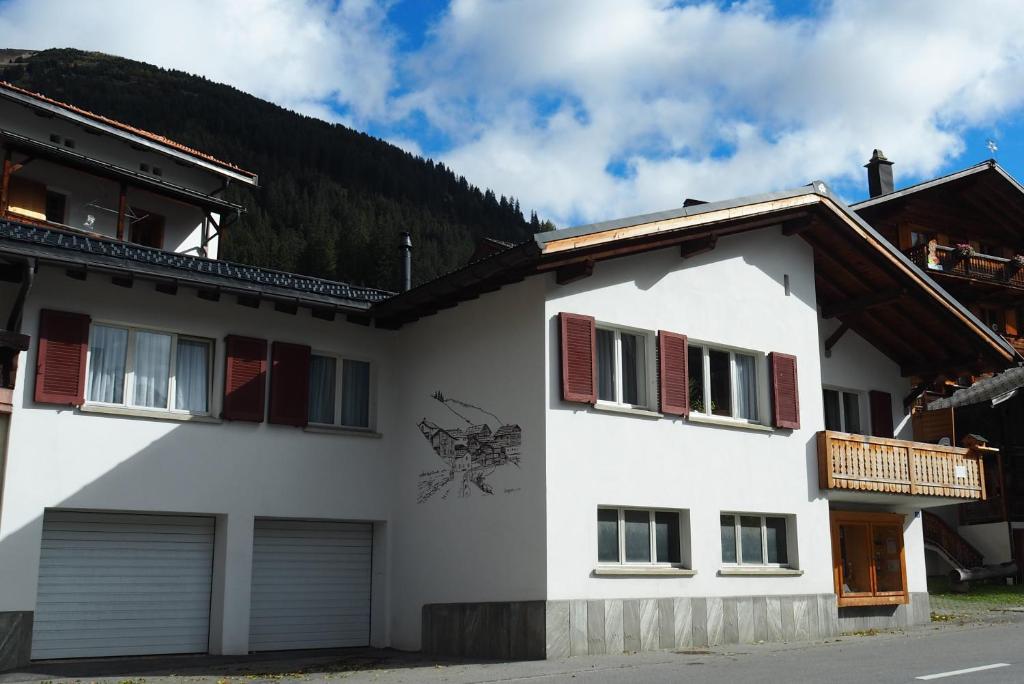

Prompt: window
[
  {"left": 596, "top": 326, "right": 650, "bottom": 408},
  {"left": 688, "top": 344, "right": 761, "bottom": 421},
  {"left": 823, "top": 388, "right": 862, "bottom": 433},
  {"left": 308, "top": 354, "right": 372, "bottom": 428},
  {"left": 597, "top": 507, "right": 684, "bottom": 565},
  {"left": 831, "top": 511, "right": 906, "bottom": 607},
  {"left": 720, "top": 513, "right": 789, "bottom": 566},
  {"left": 85, "top": 323, "right": 212, "bottom": 414},
  {"left": 45, "top": 190, "right": 66, "bottom": 224}
]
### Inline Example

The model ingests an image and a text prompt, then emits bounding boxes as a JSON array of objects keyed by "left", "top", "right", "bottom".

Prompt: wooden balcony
[
  {"left": 817, "top": 431, "right": 986, "bottom": 502},
  {"left": 905, "top": 243, "right": 1024, "bottom": 291}
]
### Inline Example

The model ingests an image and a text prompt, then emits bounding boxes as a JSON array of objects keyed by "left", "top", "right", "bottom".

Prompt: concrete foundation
[
  {"left": 837, "top": 592, "right": 931, "bottom": 633},
  {"left": 424, "top": 594, "right": 840, "bottom": 660},
  {"left": 0, "top": 611, "right": 32, "bottom": 671}
]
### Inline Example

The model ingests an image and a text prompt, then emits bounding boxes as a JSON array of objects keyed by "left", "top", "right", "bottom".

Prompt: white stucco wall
[
  {"left": 819, "top": 318, "right": 913, "bottom": 440},
  {"left": 0, "top": 266, "right": 395, "bottom": 652},
  {"left": 542, "top": 227, "right": 836, "bottom": 600},
  {"left": 388, "top": 277, "right": 548, "bottom": 650}
]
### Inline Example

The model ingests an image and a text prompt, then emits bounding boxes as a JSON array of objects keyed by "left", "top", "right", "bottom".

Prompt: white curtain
[
  {"left": 308, "top": 355, "right": 337, "bottom": 424},
  {"left": 87, "top": 325, "right": 127, "bottom": 403},
  {"left": 132, "top": 331, "right": 171, "bottom": 408},
  {"left": 341, "top": 359, "right": 370, "bottom": 427},
  {"left": 175, "top": 339, "right": 209, "bottom": 412},
  {"left": 735, "top": 353, "right": 758, "bottom": 420}
]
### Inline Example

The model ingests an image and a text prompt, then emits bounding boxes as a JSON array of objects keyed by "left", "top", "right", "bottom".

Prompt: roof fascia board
[
  {"left": 0, "top": 88, "right": 258, "bottom": 186},
  {"left": 850, "top": 162, "right": 994, "bottom": 211}
]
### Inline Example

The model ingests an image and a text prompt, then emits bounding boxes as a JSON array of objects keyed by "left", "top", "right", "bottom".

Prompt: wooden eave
[{"left": 371, "top": 186, "right": 1019, "bottom": 378}]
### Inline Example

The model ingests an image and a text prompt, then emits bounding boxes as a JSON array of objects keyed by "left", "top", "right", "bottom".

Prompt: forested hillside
[{"left": 0, "top": 49, "right": 550, "bottom": 290}]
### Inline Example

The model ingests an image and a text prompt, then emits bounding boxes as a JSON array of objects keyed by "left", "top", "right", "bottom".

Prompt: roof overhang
[
  {"left": 0, "top": 128, "right": 244, "bottom": 215},
  {"left": 374, "top": 183, "right": 1018, "bottom": 377},
  {"left": 0, "top": 84, "right": 258, "bottom": 187}
]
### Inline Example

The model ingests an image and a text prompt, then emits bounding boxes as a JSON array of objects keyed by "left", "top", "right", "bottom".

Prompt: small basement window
[
  {"left": 308, "top": 354, "right": 373, "bottom": 429},
  {"left": 598, "top": 507, "right": 686, "bottom": 566},
  {"left": 720, "top": 513, "right": 791, "bottom": 567},
  {"left": 689, "top": 344, "right": 763, "bottom": 422},
  {"left": 596, "top": 325, "right": 652, "bottom": 409}
]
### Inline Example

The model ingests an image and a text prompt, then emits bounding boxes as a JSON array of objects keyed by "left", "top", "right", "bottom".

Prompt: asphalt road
[{"left": 6, "top": 616, "right": 1024, "bottom": 684}]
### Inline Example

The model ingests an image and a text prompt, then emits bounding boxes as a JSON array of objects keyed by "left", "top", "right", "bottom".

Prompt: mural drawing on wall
[{"left": 417, "top": 391, "right": 522, "bottom": 503}]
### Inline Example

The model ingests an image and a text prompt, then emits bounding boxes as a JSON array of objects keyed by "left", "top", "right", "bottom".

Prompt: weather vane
[{"left": 986, "top": 138, "right": 999, "bottom": 158}]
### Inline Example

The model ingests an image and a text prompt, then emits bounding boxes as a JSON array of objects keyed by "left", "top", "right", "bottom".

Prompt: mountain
[{"left": 0, "top": 48, "right": 552, "bottom": 290}]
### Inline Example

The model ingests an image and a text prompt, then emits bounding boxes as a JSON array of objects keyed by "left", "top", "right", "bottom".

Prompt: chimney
[
  {"left": 399, "top": 232, "right": 412, "bottom": 292},
  {"left": 865, "top": 149, "right": 894, "bottom": 198}
]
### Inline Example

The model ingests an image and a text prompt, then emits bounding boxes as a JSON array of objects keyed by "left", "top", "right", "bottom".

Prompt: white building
[{"left": 0, "top": 83, "right": 1015, "bottom": 670}]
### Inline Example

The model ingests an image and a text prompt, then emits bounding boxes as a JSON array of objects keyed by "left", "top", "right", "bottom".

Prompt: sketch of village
[{"left": 417, "top": 391, "right": 522, "bottom": 503}]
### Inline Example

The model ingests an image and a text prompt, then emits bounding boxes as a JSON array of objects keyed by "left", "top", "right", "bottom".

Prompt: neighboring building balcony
[
  {"left": 905, "top": 242, "right": 1024, "bottom": 291},
  {"left": 816, "top": 430, "right": 986, "bottom": 506}
]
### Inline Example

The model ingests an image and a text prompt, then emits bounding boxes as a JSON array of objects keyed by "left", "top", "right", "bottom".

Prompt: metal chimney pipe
[{"left": 399, "top": 232, "right": 412, "bottom": 292}]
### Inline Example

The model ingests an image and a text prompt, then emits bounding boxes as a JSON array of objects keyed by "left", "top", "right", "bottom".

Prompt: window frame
[
  {"left": 688, "top": 341, "right": 767, "bottom": 425},
  {"left": 594, "top": 323, "right": 656, "bottom": 411},
  {"left": 822, "top": 386, "right": 866, "bottom": 434},
  {"left": 596, "top": 506, "right": 686, "bottom": 567},
  {"left": 307, "top": 350, "right": 376, "bottom": 431},
  {"left": 83, "top": 321, "right": 214, "bottom": 417},
  {"left": 720, "top": 512, "right": 792, "bottom": 568}
]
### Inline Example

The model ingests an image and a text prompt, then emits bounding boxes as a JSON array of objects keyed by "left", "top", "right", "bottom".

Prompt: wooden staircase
[{"left": 922, "top": 511, "right": 984, "bottom": 571}]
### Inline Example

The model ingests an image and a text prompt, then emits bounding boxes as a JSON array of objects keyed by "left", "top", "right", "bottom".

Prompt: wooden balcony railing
[
  {"left": 817, "top": 431, "right": 986, "bottom": 500},
  {"left": 905, "top": 243, "right": 1024, "bottom": 290}
]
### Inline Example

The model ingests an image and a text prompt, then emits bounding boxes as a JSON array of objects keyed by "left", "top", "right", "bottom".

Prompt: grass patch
[{"left": 928, "top": 576, "right": 1024, "bottom": 605}]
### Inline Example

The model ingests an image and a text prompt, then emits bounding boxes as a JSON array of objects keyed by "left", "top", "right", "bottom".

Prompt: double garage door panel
[
  {"left": 249, "top": 519, "right": 372, "bottom": 651},
  {"left": 32, "top": 511, "right": 215, "bottom": 660}
]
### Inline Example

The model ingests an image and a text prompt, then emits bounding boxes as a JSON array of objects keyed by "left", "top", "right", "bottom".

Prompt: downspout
[{"left": 0, "top": 256, "right": 35, "bottom": 531}]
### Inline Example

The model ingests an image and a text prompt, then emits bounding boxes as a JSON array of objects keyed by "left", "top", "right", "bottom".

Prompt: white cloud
[
  {"left": 407, "top": 0, "right": 1024, "bottom": 225},
  {"left": 4, "top": 0, "right": 1024, "bottom": 227},
  {"left": 0, "top": 0, "right": 398, "bottom": 121}
]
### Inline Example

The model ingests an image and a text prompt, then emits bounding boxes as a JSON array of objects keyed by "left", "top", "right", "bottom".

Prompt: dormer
[{"left": 0, "top": 82, "right": 258, "bottom": 260}]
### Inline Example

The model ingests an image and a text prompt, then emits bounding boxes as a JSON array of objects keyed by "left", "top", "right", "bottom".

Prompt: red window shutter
[
  {"left": 35, "top": 309, "right": 90, "bottom": 405},
  {"left": 869, "top": 390, "right": 894, "bottom": 438},
  {"left": 222, "top": 335, "right": 267, "bottom": 422},
  {"left": 658, "top": 331, "right": 688, "bottom": 416},
  {"left": 769, "top": 352, "right": 800, "bottom": 429},
  {"left": 268, "top": 341, "right": 311, "bottom": 427},
  {"left": 559, "top": 312, "right": 596, "bottom": 404}
]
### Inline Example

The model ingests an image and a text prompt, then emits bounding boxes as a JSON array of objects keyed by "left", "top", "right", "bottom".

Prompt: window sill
[
  {"left": 79, "top": 403, "right": 221, "bottom": 424},
  {"left": 592, "top": 402, "right": 663, "bottom": 419},
  {"left": 717, "top": 567, "right": 803, "bottom": 577},
  {"left": 688, "top": 414, "right": 774, "bottom": 432},
  {"left": 593, "top": 566, "right": 697, "bottom": 577},
  {"left": 304, "top": 424, "right": 382, "bottom": 438}
]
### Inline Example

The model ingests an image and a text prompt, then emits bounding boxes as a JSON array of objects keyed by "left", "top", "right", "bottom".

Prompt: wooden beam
[
  {"left": 115, "top": 182, "right": 127, "bottom": 241},
  {"left": 821, "top": 288, "right": 905, "bottom": 319},
  {"left": 347, "top": 313, "right": 372, "bottom": 327},
  {"left": 900, "top": 356, "right": 983, "bottom": 379},
  {"left": 236, "top": 294, "right": 260, "bottom": 308},
  {"left": 111, "top": 274, "right": 133, "bottom": 288},
  {"left": 273, "top": 300, "right": 298, "bottom": 315},
  {"left": 556, "top": 259, "right": 594, "bottom": 285},
  {"left": 155, "top": 281, "right": 178, "bottom": 296},
  {"left": 823, "top": 322, "right": 849, "bottom": 357},
  {"left": 679, "top": 235, "right": 717, "bottom": 259},
  {"left": 197, "top": 288, "right": 220, "bottom": 302},
  {"left": 0, "top": 150, "right": 12, "bottom": 215},
  {"left": 782, "top": 217, "right": 813, "bottom": 236},
  {"left": 311, "top": 307, "right": 335, "bottom": 321}
]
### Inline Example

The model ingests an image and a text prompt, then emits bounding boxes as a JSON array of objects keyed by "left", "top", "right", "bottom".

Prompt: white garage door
[
  {"left": 249, "top": 519, "right": 372, "bottom": 651},
  {"left": 32, "top": 511, "right": 215, "bottom": 660}
]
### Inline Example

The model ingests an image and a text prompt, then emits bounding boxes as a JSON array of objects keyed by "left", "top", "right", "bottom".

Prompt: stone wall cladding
[
  {"left": 0, "top": 611, "right": 32, "bottom": 672},
  {"left": 837, "top": 592, "right": 931, "bottom": 633},
  {"left": 424, "top": 594, "right": 840, "bottom": 660}
]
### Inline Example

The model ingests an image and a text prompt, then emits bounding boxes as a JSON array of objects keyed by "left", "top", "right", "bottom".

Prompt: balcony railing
[
  {"left": 905, "top": 243, "right": 1024, "bottom": 290},
  {"left": 817, "top": 431, "right": 986, "bottom": 500}
]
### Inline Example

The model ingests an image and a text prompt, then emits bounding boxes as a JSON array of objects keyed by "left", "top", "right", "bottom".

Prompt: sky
[{"left": 1, "top": 0, "right": 1024, "bottom": 228}]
